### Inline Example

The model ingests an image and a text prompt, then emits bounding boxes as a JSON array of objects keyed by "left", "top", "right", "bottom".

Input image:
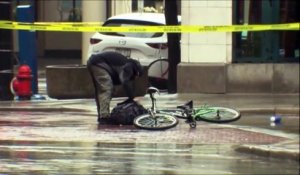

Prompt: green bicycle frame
[{"left": 193, "top": 107, "right": 216, "bottom": 118}]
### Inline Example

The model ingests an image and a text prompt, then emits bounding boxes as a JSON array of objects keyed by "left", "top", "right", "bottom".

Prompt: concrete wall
[
  {"left": 46, "top": 65, "right": 93, "bottom": 99},
  {"left": 46, "top": 63, "right": 299, "bottom": 99},
  {"left": 177, "top": 63, "right": 299, "bottom": 94},
  {"left": 272, "top": 64, "right": 300, "bottom": 93},
  {"left": 227, "top": 64, "right": 273, "bottom": 93},
  {"left": 177, "top": 63, "right": 226, "bottom": 93}
]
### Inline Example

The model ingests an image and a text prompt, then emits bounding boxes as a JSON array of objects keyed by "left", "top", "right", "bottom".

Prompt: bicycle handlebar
[
  {"left": 147, "top": 87, "right": 160, "bottom": 100},
  {"left": 147, "top": 87, "right": 160, "bottom": 95}
]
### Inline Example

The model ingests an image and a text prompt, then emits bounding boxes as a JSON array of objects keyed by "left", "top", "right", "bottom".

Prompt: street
[{"left": 0, "top": 108, "right": 299, "bottom": 174}]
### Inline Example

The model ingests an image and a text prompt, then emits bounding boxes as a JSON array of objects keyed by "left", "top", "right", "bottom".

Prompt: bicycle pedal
[{"left": 185, "top": 120, "right": 194, "bottom": 124}]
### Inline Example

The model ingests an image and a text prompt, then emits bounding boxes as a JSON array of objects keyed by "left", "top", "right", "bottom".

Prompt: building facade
[
  {"left": 8, "top": 0, "right": 300, "bottom": 94},
  {"left": 178, "top": 0, "right": 298, "bottom": 93}
]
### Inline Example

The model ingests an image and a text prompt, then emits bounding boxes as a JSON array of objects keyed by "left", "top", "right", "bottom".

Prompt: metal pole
[{"left": 17, "top": 5, "right": 38, "bottom": 95}]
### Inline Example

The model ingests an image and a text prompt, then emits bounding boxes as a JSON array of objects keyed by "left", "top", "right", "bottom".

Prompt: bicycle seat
[
  {"left": 177, "top": 105, "right": 189, "bottom": 110},
  {"left": 147, "top": 87, "right": 160, "bottom": 95},
  {"left": 177, "top": 100, "right": 193, "bottom": 110}
]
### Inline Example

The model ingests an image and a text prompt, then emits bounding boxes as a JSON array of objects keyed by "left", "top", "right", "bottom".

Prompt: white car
[{"left": 87, "top": 12, "right": 181, "bottom": 66}]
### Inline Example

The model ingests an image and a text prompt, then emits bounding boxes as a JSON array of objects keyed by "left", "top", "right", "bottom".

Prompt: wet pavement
[
  {"left": 0, "top": 109, "right": 299, "bottom": 175},
  {"left": 0, "top": 110, "right": 293, "bottom": 144},
  {"left": 232, "top": 114, "right": 299, "bottom": 134},
  {"left": 0, "top": 142, "right": 298, "bottom": 175},
  {"left": 0, "top": 92, "right": 299, "bottom": 174}
]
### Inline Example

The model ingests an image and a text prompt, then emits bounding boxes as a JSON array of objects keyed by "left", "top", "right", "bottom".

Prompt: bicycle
[{"left": 133, "top": 87, "right": 241, "bottom": 130}]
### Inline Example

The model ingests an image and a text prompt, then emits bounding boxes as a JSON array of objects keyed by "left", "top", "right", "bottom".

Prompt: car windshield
[{"left": 101, "top": 19, "right": 164, "bottom": 38}]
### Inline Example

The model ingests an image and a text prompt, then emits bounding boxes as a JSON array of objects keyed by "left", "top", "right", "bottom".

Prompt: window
[
  {"left": 233, "top": 0, "right": 299, "bottom": 63},
  {"left": 58, "top": 0, "right": 81, "bottom": 22}
]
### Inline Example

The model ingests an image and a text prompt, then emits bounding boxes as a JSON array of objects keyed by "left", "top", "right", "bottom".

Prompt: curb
[
  {"left": 0, "top": 107, "right": 89, "bottom": 113},
  {"left": 235, "top": 143, "right": 299, "bottom": 162}
]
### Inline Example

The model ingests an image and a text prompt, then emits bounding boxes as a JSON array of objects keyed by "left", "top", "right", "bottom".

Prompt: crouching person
[{"left": 87, "top": 51, "right": 145, "bottom": 124}]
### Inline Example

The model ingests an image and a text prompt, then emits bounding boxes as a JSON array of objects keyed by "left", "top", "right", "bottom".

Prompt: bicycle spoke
[
  {"left": 139, "top": 118, "right": 156, "bottom": 126},
  {"left": 134, "top": 114, "right": 178, "bottom": 130}
]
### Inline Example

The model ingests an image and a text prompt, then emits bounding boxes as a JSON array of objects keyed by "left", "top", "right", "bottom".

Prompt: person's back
[
  {"left": 88, "top": 51, "right": 129, "bottom": 66},
  {"left": 88, "top": 52, "right": 143, "bottom": 85}
]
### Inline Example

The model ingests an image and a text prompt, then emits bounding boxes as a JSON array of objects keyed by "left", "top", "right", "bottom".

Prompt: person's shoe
[{"left": 98, "top": 117, "right": 114, "bottom": 125}]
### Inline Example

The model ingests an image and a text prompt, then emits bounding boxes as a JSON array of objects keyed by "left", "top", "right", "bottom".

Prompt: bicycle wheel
[
  {"left": 195, "top": 107, "right": 241, "bottom": 123},
  {"left": 133, "top": 113, "right": 178, "bottom": 130},
  {"left": 147, "top": 58, "right": 168, "bottom": 90}
]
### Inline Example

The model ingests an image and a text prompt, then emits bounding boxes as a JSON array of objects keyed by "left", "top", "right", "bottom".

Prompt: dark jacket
[{"left": 87, "top": 51, "right": 144, "bottom": 99}]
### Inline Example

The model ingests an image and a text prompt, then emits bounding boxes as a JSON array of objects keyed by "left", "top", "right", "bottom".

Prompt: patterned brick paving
[
  {"left": 0, "top": 112, "right": 288, "bottom": 145},
  {"left": 94, "top": 123, "right": 287, "bottom": 144}
]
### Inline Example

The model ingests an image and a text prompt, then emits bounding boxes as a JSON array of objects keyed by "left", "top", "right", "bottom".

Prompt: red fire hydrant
[{"left": 11, "top": 65, "right": 33, "bottom": 100}]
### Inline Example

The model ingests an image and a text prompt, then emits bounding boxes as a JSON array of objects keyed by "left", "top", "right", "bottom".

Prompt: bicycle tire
[
  {"left": 147, "top": 58, "right": 168, "bottom": 90},
  {"left": 195, "top": 107, "right": 241, "bottom": 123},
  {"left": 133, "top": 113, "right": 178, "bottom": 130}
]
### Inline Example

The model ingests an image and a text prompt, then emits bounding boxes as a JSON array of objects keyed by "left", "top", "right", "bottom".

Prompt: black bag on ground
[{"left": 110, "top": 101, "right": 147, "bottom": 125}]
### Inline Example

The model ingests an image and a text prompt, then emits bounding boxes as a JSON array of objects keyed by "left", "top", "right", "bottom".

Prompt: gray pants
[{"left": 88, "top": 65, "right": 113, "bottom": 118}]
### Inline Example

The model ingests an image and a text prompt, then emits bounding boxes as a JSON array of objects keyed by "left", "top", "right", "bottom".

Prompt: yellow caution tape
[
  {"left": 34, "top": 22, "right": 103, "bottom": 26},
  {"left": 0, "top": 20, "right": 299, "bottom": 33},
  {"left": 0, "top": 21, "right": 102, "bottom": 26}
]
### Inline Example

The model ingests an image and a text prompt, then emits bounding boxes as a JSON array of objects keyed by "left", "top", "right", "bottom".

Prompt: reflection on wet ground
[
  {"left": 232, "top": 114, "right": 300, "bottom": 134},
  {"left": 1, "top": 141, "right": 299, "bottom": 175},
  {"left": 0, "top": 111, "right": 299, "bottom": 174}
]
